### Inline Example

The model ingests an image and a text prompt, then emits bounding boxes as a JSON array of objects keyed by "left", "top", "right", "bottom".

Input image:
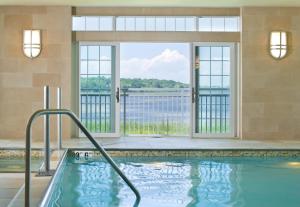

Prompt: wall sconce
[
  {"left": 270, "top": 31, "right": 287, "bottom": 59},
  {"left": 23, "top": 30, "right": 41, "bottom": 59}
]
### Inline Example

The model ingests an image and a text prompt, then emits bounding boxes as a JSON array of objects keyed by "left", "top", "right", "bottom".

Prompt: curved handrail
[{"left": 25, "top": 109, "right": 141, "bottom": 207}]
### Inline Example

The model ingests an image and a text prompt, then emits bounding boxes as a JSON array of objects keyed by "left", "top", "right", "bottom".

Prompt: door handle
[
  {"left": 192, "top": 87, "right": 196, "bottom": 103},
  {"left": 116, "top": 87, "right": 120, "bottom": 103}
]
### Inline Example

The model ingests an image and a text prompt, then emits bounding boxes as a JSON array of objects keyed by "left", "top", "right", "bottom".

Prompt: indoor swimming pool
[
  {"left": 0, "top": 150, "right": 43, "bottom": 172},
  {"left": 43, "top": 151, "right": 300, "bottom": 207}
]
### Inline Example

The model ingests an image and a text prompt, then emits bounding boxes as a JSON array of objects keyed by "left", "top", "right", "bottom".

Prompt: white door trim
[
  {"left": 78, "top": 41, "right": 120, "bottom": 138},
  {"left": 191, "top": 42, "right": 237, "bottom": 138}
]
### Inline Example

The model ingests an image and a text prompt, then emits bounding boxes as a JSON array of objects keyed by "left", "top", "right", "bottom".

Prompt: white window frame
[
  {"left": 191, "top": 42, "right": 237, "bottom": 138},
  {"left": 73, "top": 16, "right": 240, "bottom": 32},
  {"left": 78, "top": 41, "right": 120, "bottom": 138}
]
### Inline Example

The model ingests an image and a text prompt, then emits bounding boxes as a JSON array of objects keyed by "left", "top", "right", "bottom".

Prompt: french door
[
  {"left": 79, "top": 42, "right": 120, "bottom": 137},
  {"left": 78, "top": 42, "right": 236, "bottom": 138},
  {"left": 192, "top": 43, "right": 237, "bottom": 138}
]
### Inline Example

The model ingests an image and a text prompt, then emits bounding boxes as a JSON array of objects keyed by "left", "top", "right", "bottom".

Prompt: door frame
[
  {"left": 78, "top": 41, "right": 120, "bottom": 138},
  {"left": 191, "top": 42, "right": 237, "bottom": 138}
]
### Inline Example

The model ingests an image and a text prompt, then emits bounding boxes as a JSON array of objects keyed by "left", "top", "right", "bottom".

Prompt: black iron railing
[
  {"left": 80, "top": 92, "right": 112, "bottom": 133},
  {"left": 80, "top": 88, "right": 230, "bottom": 135},
  {"left": 196, "top": 94, "right": 230, "bottom": 134}
]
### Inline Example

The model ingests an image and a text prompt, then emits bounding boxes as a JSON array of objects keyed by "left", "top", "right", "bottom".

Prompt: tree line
[{"left": 80, "top": 76, "right": 188, "bottom": 91}]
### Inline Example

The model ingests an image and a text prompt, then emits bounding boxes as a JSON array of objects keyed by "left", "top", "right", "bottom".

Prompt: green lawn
[{"left": 82, "top": 120, "right": 230, "bottom": 135}]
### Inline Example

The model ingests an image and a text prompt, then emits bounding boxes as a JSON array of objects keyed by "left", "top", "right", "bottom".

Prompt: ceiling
[{"left": 0, "top": 0, "right": 300, "bottom": 7}]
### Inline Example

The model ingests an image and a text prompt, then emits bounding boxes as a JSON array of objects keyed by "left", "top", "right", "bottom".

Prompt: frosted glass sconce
[
  {"left": 270, "top": 31, "right": 287, "bottom": 59},
  {"left": 23, "top": 30, "right": 41, "bottom": 58}
]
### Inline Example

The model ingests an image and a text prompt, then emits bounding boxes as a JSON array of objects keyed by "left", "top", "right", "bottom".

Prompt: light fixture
[
  {"left": 270, "top": 31, "right": 287, "bottom": 59},
  {"left": 23, "top": 30, "right": 41, "bottom": 59},
  {"left": 287, "top": 162, "right": 300, "bottom": 167}
]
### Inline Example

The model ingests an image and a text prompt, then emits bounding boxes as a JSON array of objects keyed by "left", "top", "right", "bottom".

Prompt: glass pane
[
  {"left": 136, "top": 17, "right": 145, "bottom": 31},
  {"left": 86, "top": 75, "right": 99, "bottom": 91},
  {"left": 99, "top": 74, "right": 112, "bottom": 90},
  {"left": 146, "top": 17, "right": 155, "bottom": 31},
  {"left": 166, "top": 17, "right": 175, "bottom": 31},
  {"left": 211, "top": 47, "right": 222, "bottom": 60},
  {"left": 80, "top": 75, "right": 88, "bottom": 89},
  {"left": 155, "top": 17, "right": 165, "bottom": 31},
  {"left": 100, "top": 61, "right": 111, "bottom": 75},
  {"left": 223, "top": 47, "right": 230, "bottom": 60},
  {"left": 211, "top": 61, "right": 222, "bottom": 75},
  {"left": 80, "top": 46, "right": 87, "bottom": 60},
  {"left": 199, "top": 76, "right": 210, "bottom": 88},
  {"left": 100, "top": 17, "right": 113, "bottom": 31},
  {"left": 80, "top": 61, "right": 87, "bottom": 74},
  {"left": 198, "top": 17, "right": 211, "bottom": 31},
  {"left": 125, "top": 17, "right": 135, "bottom": 31},
  {"left": 199, "top": 61, "right": 210, "bottom": 75},
  {"left": 175, "top": 17, "right": 185, "bottom": 31},
  {"left": 225, "top": 17, "right": 239, "bottom": 32},
  {"left": 88, "top": 61, "right": 99, "bottom": 74},
  {"left": 223, "top": 76, "right": 230, "bottom": 88},
  {"left": 185, "top": 17, "right": 195, "bottom": 31},
  {"left": 72, "top": 16, "right": 85, "bottom": 31},
  {"left": 100, "top": 46, "right": 111, "bottom": 60},
  {"left": 211, "top": 76, "right": 222, "bottom": 88},
  {"left": 116, "top": 17, "right": 125, "bottom": 31},
  {"left": 86, "top": 16, "right": 99, "bottom": 31},
  {"left": 223, "top": 61, "right": 230, "bottom": 76},
  {"left": 88, "top": 46, "right": 99, "bottom": 60},
  {"left": 212, "top": 17, "right": 225, "bottom": 31},
  {"left": 199, "top": 47, "right": 210, "bottom": 60}
]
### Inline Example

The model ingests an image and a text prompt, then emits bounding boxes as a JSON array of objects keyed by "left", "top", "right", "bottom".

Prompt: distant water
[{"left": 80, "top": 92, "right": 229, "bottom": 123}]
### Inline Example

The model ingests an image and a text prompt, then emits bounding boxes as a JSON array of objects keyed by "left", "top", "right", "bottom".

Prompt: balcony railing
[
  {"left": 120, "top": 88, "right": 190, "bottom": 136},
  {"left": 80, "top": 88, "right": 229, "bottom": 136},
  {"left": 196, "top": 93, "right": 230, "bottom": 134}
]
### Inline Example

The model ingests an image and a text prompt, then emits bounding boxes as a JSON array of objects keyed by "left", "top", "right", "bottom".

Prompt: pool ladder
[{"left": 25, "top": 109, "right": 141, "bottom": 207}]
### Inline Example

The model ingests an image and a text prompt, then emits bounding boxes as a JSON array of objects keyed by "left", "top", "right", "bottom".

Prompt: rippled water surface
[
  {"left": 0, "top": 157, "right": 42, "bottom": 172},
  {"left": 47, "top": 156, "right": 300, "bottom": 207}
]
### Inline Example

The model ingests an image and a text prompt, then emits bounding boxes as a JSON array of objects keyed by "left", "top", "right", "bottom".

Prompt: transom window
[
  {"left": 72, "top": 16, "right": 240, "bottom": 32},
  {"left": 198, "top": 16, "right": 239, "bottom": 32},
  {"left": 73, "top": 16, "right": 114, "bottom": 31},
  {"left": 116, "top": 16, "right": 196, "bottom": 31}
]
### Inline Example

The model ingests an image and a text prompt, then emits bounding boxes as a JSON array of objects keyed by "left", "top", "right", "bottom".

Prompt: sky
[{"left": 120, "top": 43, "right": 190, "bottom": 84}]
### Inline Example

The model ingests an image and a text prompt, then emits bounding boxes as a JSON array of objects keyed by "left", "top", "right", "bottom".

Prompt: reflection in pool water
[
  {"left": 0, "top": 157, "right": 42, "bottom": 172},
  {"left": 47, "top": 156, "right": 300, "bottom": 207}
]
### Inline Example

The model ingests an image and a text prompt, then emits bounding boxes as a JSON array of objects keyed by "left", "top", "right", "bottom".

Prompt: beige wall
[
  {"left": 75, "top": 31, "right": 240, "bottom": 42},
  {"left": 1, "top": 6, "right": 300, "bottom": 141},
  {"left": 241, "top": 7, "right": 300, "bottom": 140},
  {"left": 0, "top": 6, "right": 72, "bottom": 140},
  {"left": 74, "top": 7, "right": 240, "bottom": 16}
]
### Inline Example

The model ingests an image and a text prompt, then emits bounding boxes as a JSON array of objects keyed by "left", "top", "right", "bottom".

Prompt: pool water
[
  {"left": 0, "top": 157, "right": 43, "bottom": 172},
  {"left": 46, "top": 155, "right": 300, "bottom": 207}
]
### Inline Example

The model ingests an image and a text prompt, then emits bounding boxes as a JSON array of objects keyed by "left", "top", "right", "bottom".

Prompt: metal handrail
[{"left": 25, "top": 109, "right": 141, "bottom": 207}]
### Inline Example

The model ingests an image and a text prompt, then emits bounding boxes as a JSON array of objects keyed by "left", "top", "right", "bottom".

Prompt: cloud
[{"left": 120, "top": 49, "right": 190, "bottom": 83}]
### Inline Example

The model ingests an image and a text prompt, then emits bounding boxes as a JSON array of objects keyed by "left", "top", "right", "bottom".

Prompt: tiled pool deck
[
  {"left": 2, "top": 137, "right": 300, "bottom": 150},
  {"left": 0, "top": 151, "right": 64, "bottom": 207}
]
